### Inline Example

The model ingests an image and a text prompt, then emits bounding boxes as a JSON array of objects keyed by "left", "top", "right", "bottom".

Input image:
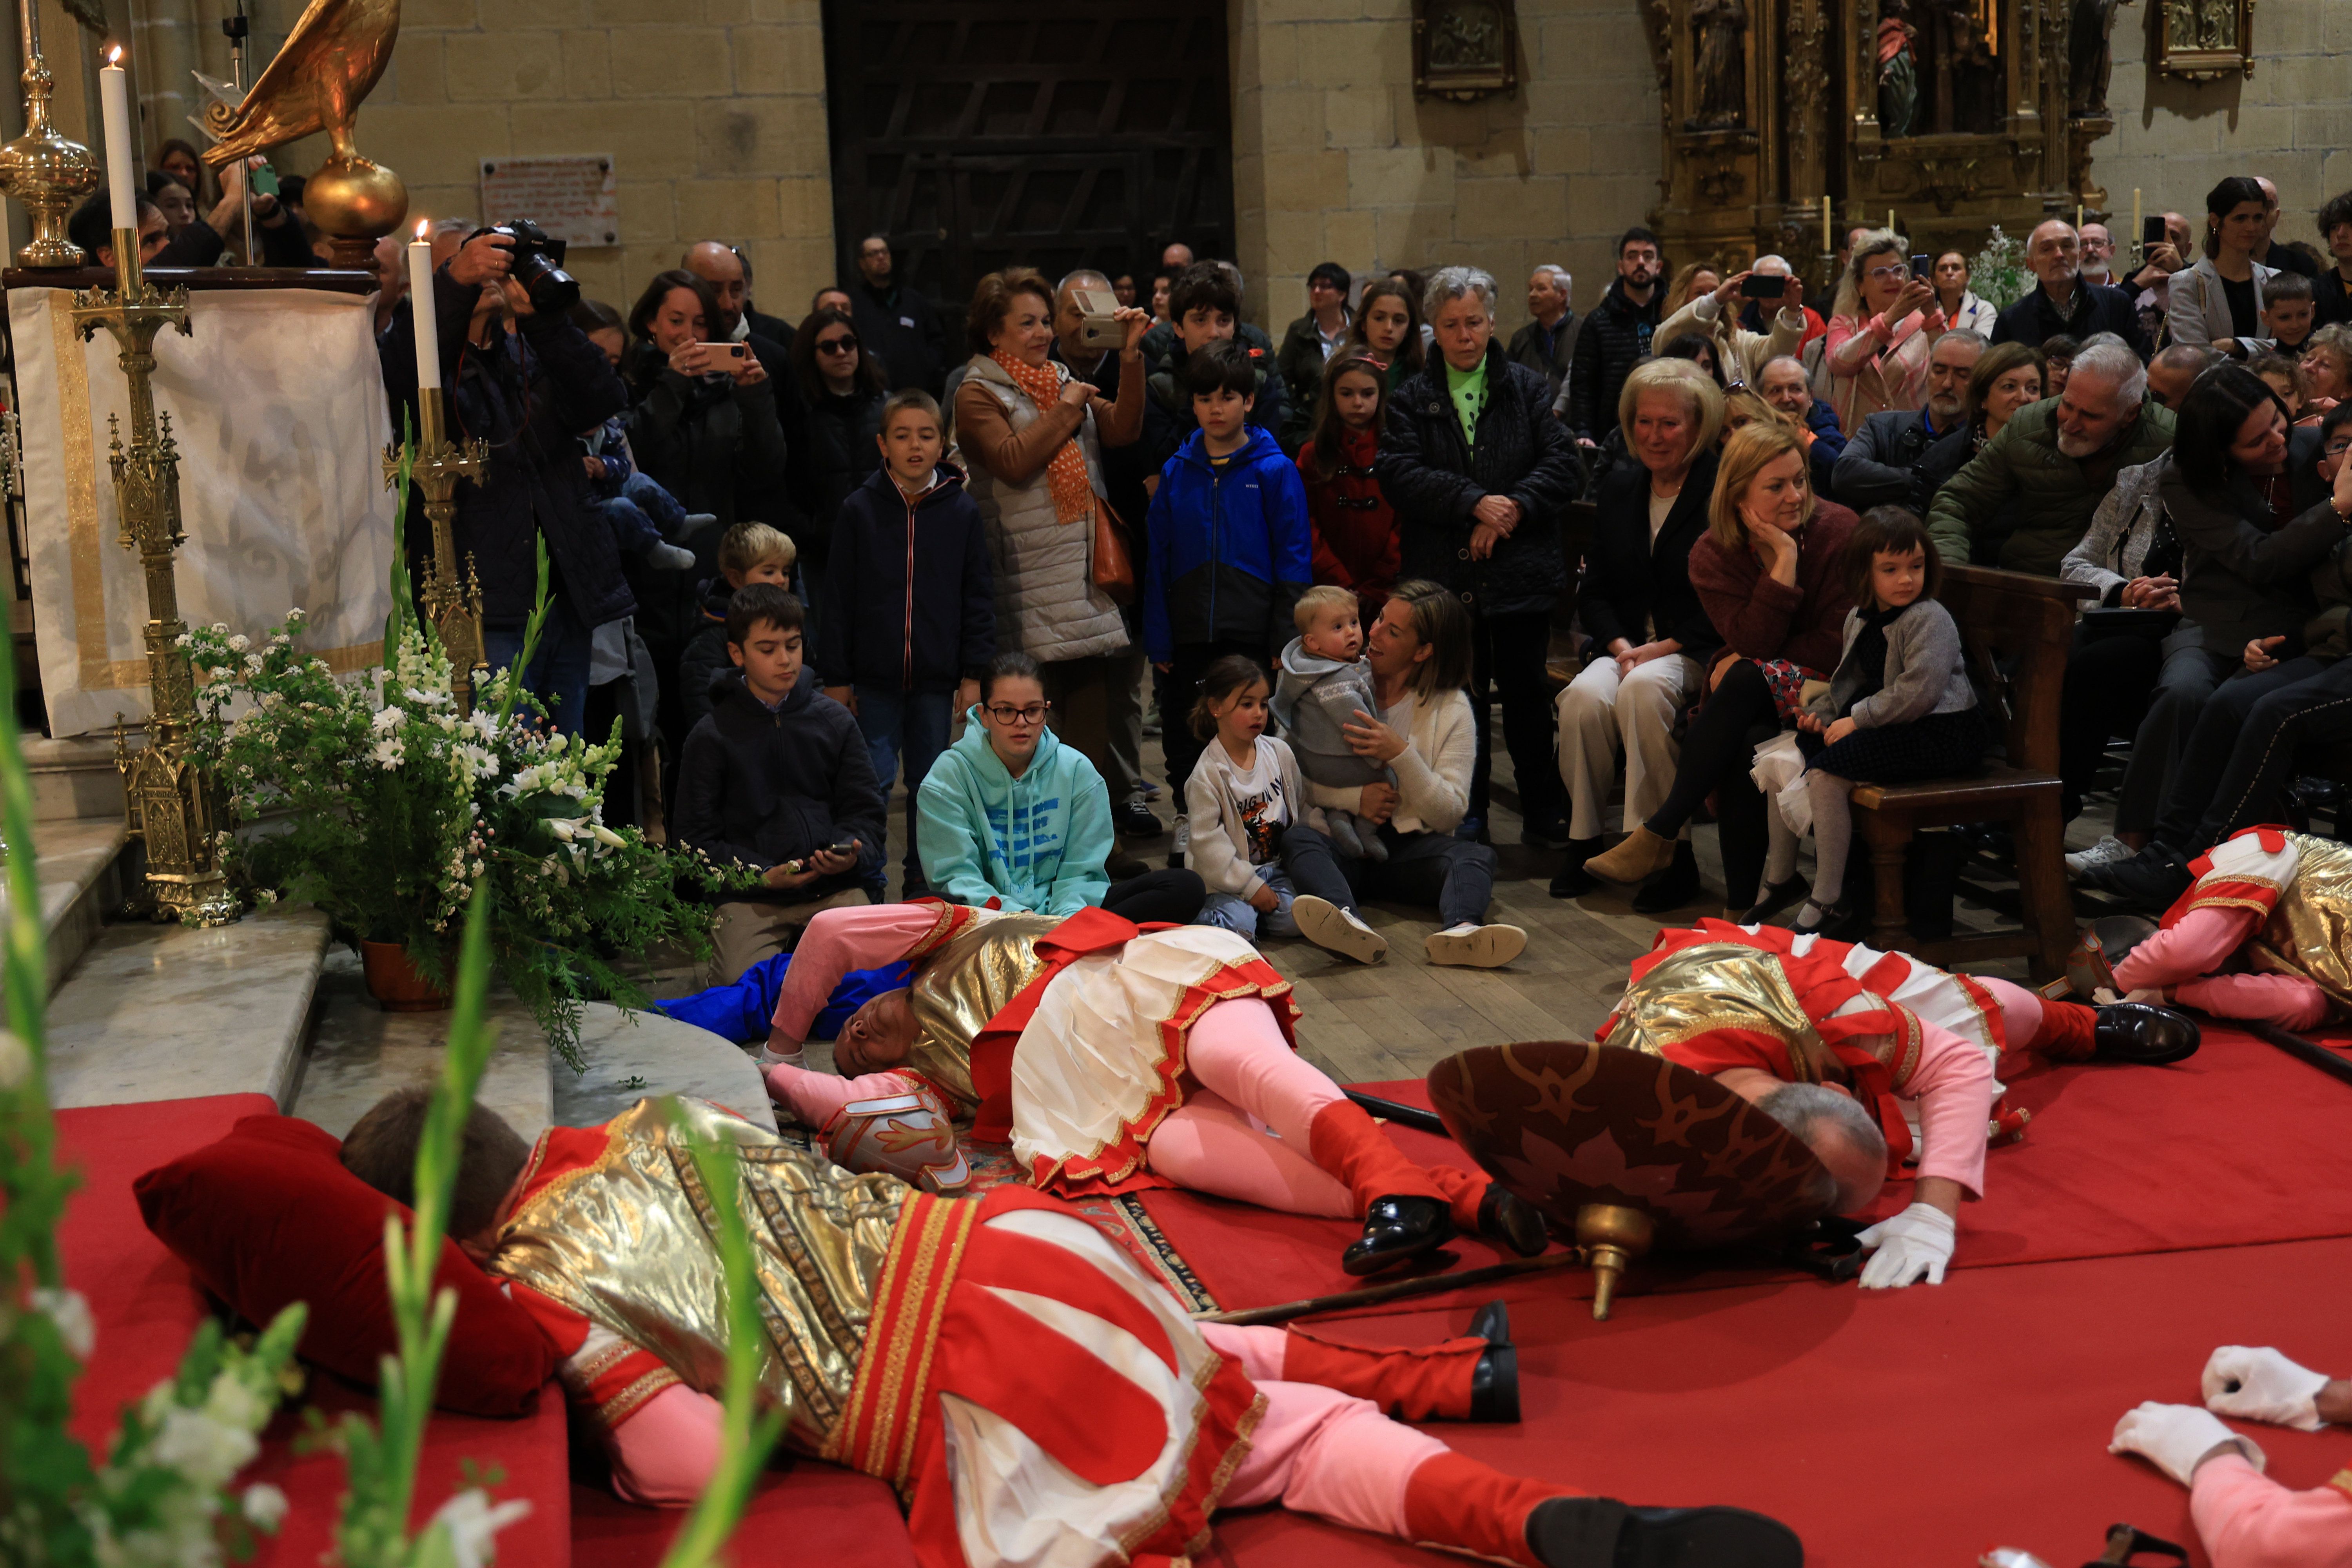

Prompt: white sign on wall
[{"left": 477, "top": 155, "right": 619, "bottom": 249}]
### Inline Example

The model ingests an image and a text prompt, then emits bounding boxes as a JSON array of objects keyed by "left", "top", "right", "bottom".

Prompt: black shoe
[
  {"left": 1477, "top": 1184, "right": 1550, "bottom": 1257},
  {"left": 1523, "top": 816, "right": 1577, "bottom": 851},
  {"left": 1630, "top": 842, "right": 1701, "bottom": 915},
  {"left": 1526, "top": 1496, "right": 1803, "bottom": 1568},
  {"left": 1740, "top": 876, "right": 1806, "bottom": 925},
  {"left": 2093, "top": 1001, "right": 2202, "bottom": 1065},
  {"left": 1548, "top": 838, "right": 1604, "bottom": 898},
  {"left": 2085, "top": 846, "right": 2193, "bottom": 911},
  {"left": 1469, "top": 1299, "right": 1510, "bottom": 1345},
  {"left": 1105, "top": 846, "right": 1149, "bottom": 880},
  {"left": 1465, "top": 1299, "right": 1518, "bottom": 1423},
  {"left": 1118, "top": 800, "right": 1162, "bottom": 840},
  {"left": 1341, "top": 1194, "right": 1455, "bottom": 1277}
]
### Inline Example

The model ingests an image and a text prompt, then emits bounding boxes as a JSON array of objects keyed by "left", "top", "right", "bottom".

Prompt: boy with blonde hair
[
  {"left": 1272, "top": 583, "right": 1390, "bottom": 860},
  {"left": 678, "top": 522, "right": 797, "bottom": 730}
]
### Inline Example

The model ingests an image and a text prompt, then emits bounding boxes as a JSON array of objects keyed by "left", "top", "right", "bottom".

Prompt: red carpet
[
  {"left": 1141, "top": 1025, "right": 2352, "bottom": 1316},
  {"left": 1204, "top": 1236, "right": 2352, "bottom": 1568}
]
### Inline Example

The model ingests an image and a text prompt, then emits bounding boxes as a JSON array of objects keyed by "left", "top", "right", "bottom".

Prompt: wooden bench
[{"left": 1849, "top": 566, "right": 2094, "bottom": 982}]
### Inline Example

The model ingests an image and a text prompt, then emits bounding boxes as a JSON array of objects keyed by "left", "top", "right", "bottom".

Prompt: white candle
[
  {"left": 407, "top": 222, "right": 439, "bottom": 391},
  {"left": 99, "top": 51, "right": 135, "bottom": 235}
]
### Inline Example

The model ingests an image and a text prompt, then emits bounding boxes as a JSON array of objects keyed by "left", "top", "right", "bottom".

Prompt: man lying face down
[{"left": 337, "top": 1085, "right": 1804, "bottom": 1567}]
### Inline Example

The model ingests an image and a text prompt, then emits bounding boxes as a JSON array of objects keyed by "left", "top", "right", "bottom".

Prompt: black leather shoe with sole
[
  {"left": 2093, "top": 1001, "right": 2202, "bottom": 1064},
  {"left": 1466, "top": 1298, "right": 1518, "bottom": 1423},
  {"left": 1525, "top": 1495, "right": 1804, "bottom": 1568},
  {"left": 1341, "top": 1194, "right": 1455, "bottom": 1276},
  {"left": 1478, "top": 1185, "right": 1551, "bottom": 1257}
]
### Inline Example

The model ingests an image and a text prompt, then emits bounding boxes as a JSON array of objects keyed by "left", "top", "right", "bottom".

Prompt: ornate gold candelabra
[
  {"left": 0, "top": 0, "right": 99, "bottom": 266},
  {"left": 383, "top": 388, "right": 488, "bottom": 715},
  {"left": 72, "top": 233, "right": 238, "bottom": 924}
]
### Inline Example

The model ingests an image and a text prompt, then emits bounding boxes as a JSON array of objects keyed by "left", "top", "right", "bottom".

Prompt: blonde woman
[
  {"left": 1660, "top": 260, "right": 1724, "bottom": 321},
  {"left": 1584, "top": 421, "right": 1860, "bottom": 916},
  {"left": 1823, "top": 231, "right": 1948, "bottom": 433}
]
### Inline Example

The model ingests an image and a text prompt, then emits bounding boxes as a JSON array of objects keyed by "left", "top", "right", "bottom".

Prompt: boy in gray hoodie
[{"left": 1271, "top": 585, "right": 1391, "bottom": 861}]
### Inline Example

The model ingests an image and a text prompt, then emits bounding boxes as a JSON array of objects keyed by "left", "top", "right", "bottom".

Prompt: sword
[
  {"left": 2242, "top": 1020, "right": 2352, "bottom": 1090},
  {"left": 1344, "top": 1089, "right": 1449, "bottom": 1136},
  {"left": 1192, "top": 1250, "right": 1583, "bottom": 1327}
]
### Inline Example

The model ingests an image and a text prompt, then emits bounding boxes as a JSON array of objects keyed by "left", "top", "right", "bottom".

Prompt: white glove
[
  {"left": 2203, "top": 1346, "right": 2332, "bottom": 1431},
  {"left": 2110, "top": 1402, "right": 2264, "bottom": 1487},
  {"left": 1856, "top": 1202, "right": 1956, "bottom": 1289}
]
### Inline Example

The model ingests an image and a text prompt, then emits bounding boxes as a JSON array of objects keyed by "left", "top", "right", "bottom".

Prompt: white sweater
[
  {"left": 1302, "top": 687, "right": 1474, "bottom": 838},
  {"left": 1184, "top": 735, "right": 1325, "bottom": 897}
]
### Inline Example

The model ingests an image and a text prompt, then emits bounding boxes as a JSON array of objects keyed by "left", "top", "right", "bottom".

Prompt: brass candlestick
[
  {"left": 0, "top": 0, "right": 100, "bottom": 266},
  {"left": 72, "top": 232, "right": 238, "bottom": 925},
  {"left": 383, "top": 387, "right": 488, "bottom": 714}
]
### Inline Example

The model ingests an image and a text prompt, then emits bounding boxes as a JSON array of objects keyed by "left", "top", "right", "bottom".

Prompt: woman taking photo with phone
[{"left": 1823, "top": 232, "right": 1949, "bottom": 433}]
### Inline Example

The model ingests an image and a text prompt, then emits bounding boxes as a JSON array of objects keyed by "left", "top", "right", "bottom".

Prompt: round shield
[
  {"left": 1427, "top": 1041, "right": 1834, "bottom": 1252},
  {"left": 2066, "top": 915, "right": 2159, "bottom": 1000},
  {"left": 820, "top": 1085, "right": 971, "bottom": 1196}
]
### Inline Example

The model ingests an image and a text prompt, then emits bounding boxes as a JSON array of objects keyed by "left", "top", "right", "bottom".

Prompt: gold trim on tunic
[
  {"left": 2251, "top": 833, "right": 2352, "bottom": 1015},
  {"left": 1604, "top": 942, "right": 1839, "bottom": 1082},
  {"left": 906, "top": 910, "right": 1060, "bottom": 1112}
]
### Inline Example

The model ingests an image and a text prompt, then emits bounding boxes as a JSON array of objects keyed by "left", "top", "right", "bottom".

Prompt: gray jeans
[{"left": 1279, "top": 820, "right": 1496, "bottom": 929}]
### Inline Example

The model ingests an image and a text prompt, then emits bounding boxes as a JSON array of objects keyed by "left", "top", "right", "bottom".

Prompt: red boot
[
  {"left": 1403, "top": 1452, "right": 1805, "bottom": 1568},
  {"left": 1307, "top": 1101, "right": 1459, "bottom": 1275},
  {"left": 1281, "top": 1299, "right": 1517, "bottom": 1422}
]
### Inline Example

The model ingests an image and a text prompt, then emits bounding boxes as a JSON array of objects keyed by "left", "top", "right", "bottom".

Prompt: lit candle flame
[
  {"left": 414, "top": 218, "right": 429, "bottom": 241},
  {"left": 105, "top": 44, "right": 122, "bottom": 64}
]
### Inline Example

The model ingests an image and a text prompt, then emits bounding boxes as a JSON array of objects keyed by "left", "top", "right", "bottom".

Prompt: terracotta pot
[{"left": 361, "top": 940, "right": 451, "bottom": 1012}]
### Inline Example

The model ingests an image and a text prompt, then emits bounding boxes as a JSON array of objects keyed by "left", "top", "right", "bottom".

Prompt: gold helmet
[{"left": 819, "top": 1083, "right": 971, "bottom": 1195}]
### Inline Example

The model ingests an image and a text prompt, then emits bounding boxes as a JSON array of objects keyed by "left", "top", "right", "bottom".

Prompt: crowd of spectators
[{"left": 336, "top": 164, "right": 2352, "bottom": 977}]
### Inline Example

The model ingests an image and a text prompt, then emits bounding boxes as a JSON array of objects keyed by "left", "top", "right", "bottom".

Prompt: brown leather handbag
[{"left": 1091, "top": 491, "right": 1136, "bottom": 606}]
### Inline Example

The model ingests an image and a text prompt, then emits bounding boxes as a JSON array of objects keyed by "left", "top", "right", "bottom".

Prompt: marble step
[
  {"left": 43, "top": 902, "right": 332, "bottom": 1111},
  {"left": 290, "top": 957, "right": 774, "bottom": 1144},
  {"left": 2, "top": 816, "right": 131, "bottom": 998},
  {"left": 22, "top": 734, "right": 134, "bottom": 824}
]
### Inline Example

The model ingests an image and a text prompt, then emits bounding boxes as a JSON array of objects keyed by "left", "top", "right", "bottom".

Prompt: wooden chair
[{"left": 1848, "top": 566, "right": 2094, "bottom": 982}]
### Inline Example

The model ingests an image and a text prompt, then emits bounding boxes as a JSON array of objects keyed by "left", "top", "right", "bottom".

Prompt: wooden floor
[{"left": 841, "top": 705, "right": 2112, "bottom": 1092}]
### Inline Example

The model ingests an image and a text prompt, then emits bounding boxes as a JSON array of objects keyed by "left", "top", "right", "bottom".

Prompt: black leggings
[
  {"left": 1102, "top": 867, "right": 1207, "bottom": 925},
  {"left": 1467, "top": 610, "right": 1566, "bottom": 828},
  {"left": 2152, "top": 655, "right": 2352, "bottom": 852},
  {"left": 1644, "top": 658, "right": 1779, "bottom": 910}
]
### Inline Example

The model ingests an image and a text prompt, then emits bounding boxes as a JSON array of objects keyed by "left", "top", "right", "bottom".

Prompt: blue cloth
[{"left": 655, "top": 950, "right": 912, "bottom": 1044}]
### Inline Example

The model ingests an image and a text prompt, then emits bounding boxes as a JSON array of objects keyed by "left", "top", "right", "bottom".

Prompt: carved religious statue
[
  {"left": 2068, "top": 0, "right": 2125, "bottom": 116},
  {"left": 1689, "top": 0, "right": 1748, "bottom": 131},
  {"left": 1877, "top": 0, "right": 1920, "bottom": 138},
  {"left": 2165, "top": 0, "right": 2232, "bottom": 49}
]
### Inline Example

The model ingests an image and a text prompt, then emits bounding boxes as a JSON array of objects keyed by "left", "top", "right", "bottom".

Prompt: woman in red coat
[
  {"left": 1297, "top": 353, "right": 1402, "bottom": 615},
  {"left": 1586, "top": 420, "right": 1859, "bottom": 913}
]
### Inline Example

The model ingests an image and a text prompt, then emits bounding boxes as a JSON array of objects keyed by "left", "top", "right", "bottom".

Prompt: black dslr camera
[{"left": 470, "top": 218, "right": 580, "bottom": 314}]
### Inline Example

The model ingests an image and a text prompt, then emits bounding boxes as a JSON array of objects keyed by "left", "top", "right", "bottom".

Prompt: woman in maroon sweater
[
  {"left": 1298, "top": 353, "right": 1402, "bottom": 615},
  {"left": 1586, "top": 421, "right": 1858, "bottom": 913}
]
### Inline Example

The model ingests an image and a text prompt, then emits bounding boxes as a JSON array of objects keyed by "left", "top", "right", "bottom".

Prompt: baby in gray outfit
[{"left": 1270, "top": 586, "right": 1390, "bottom": 861}]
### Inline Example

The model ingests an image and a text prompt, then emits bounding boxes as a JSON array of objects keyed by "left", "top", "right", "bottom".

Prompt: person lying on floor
[
  {"left": 758, "top": 900, "right": 1547, "bottom": 1277},
  {"left": 654, "top": 946, "right": 908, "bottom": 1044},
  {"left": 1601, "top": 919, "right": 2202, "bottom": 1289},
  {"left": 2111, "top": 1344, "right": 2352, "bottom": 1567},
  {"left": 2096, "top": 826, "right": 2352, "bottom": 1031},
  {"left": 337, "top": 1089, "right": 1806, "bottom": 1568}
]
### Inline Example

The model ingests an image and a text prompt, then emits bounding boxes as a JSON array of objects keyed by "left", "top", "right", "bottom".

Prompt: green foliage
[
  {"left": 182, "top": 605, "right": 750, "bottom": 1073},
  {"left": 1969, "top": 225, "right": 2033, "bottom": 311},
  {"left": 658, "top": 1102, "right": 784, "bottom": 1568},
  {"left": 0, "top": 568, "right": 306, "bottom": 1568}
]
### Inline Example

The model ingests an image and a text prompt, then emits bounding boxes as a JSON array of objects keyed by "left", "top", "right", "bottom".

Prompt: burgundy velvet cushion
[{"left": 133, "top": 1112, "right": 557, "bottom": 1417}]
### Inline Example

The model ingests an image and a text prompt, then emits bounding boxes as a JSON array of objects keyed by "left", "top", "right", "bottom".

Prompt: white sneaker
[
  {"left": 1292, "top": 895, "right": 1388, "bottom": 964},
  {"left": 1425, "top": 922, "right": 1528, "bottom": 969},
  {"left": 2064, "top": 835, "right": 2134, "bottom": 879}
]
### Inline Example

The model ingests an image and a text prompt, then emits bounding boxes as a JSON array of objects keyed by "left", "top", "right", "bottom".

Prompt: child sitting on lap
[{"left": 1272, "top": 584, "right": 1391, "bottom": 861}]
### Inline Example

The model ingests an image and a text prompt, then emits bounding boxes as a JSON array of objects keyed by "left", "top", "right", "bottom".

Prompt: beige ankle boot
[{"left": 1584, "top": 825, "right": 1679, "bottom": 885}]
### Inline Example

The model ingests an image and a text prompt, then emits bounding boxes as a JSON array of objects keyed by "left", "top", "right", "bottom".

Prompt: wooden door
[{"left": 822, "top": 0, "right": 1235, "bottom": 340}]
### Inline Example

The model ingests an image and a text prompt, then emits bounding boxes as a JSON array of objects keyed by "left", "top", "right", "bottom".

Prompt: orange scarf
[{"left": 990, "top": 352, "right": 1094, "bottom": 524}]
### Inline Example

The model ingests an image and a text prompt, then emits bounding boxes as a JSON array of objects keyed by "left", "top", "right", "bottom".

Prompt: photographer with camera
[{"left": 378, "top": 222, "right": 635, "bottom": 736}]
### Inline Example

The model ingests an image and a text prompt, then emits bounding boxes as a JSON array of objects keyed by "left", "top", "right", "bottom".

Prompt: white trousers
[{"left": 1555, "top": 652, "right": 1700, "bottom": 841}]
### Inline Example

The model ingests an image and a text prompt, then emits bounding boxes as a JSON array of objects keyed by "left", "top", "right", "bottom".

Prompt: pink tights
[
  {"left": 1145, "top": 999, "right": 1354, "bottom": 1217},
  {"left": 1220, "top": 1377, "right": 1449, "bottom": 1536},
  {"left": 2113, "top": 908, "right": 2332, "bottom": 1029},
  {"left": 1980, "top": 976, "right": 2045, "bottom": 1054}
]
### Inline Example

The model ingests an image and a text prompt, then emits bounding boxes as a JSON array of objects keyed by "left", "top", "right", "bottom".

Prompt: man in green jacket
[{"left": 1926, "top": 333, "right": 2176, "bottom": 576}]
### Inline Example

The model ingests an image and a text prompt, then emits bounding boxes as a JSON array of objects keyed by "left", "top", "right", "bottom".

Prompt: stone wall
[
  {"left": 2087, "top": 0, "right": 2351, "bottom": 251},
  {"left": 1228, "top": 0, "right": 1661, "bottom": 339},
  {"left": 344, "top": 0, "right": 837, "bottom": 312}
]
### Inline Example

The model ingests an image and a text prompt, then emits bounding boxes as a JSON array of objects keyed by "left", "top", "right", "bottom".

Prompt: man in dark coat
[
  {"left": 1832, "top": 330, "right": 1984, "bottom": 509},
  {"left": 1378, "top": 267, "right": 1585, "bottom": 845},
  {"left": 1563, "top": 228, "right": 1664, "bottom": 444},
  {"left": 378, "top": 228, "right": 634, "bottom": 736},
  {"left": 1989, "top": 219, "right": 2149, "bottom": 358},
  {"left": 1506, "top": 264, "right": 1577, "bottom": 403},
  {"left": 849, "top": 234, "right": 948, "bottom": 396}
]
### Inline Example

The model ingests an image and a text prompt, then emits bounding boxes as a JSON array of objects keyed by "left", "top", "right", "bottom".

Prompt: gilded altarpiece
[{"left": 1641, "top": 0, "right": 2116, "bottom": 283}]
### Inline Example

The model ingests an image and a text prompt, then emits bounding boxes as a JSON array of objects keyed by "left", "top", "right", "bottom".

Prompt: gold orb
[{"left": 303, "top": 153, "right": 407, "bottom": 268}]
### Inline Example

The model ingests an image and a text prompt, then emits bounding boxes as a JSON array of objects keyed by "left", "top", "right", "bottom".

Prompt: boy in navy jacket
[
  {"left": 815, "top": 389, "right": 995, "bottom": 897},
  {"left": 1143, "top": 342, "right": 1313, "bottom": 800}
]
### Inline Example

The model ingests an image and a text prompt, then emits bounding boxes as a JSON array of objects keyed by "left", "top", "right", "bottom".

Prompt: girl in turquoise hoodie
[{"left": 916, "top": 652, "right": 1207, "bottom": 922}]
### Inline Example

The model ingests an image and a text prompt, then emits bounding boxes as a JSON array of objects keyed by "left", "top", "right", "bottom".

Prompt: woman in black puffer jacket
[
  {"left": 785, "top": 306, "right": 887, "bottom": 631},
  {"left": 1376, "top": 265, "right": 1586, "bottom": 842}
]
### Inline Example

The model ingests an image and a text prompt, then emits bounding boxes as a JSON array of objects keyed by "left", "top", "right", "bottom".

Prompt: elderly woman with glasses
[
  {"left": 918, "top": 651, "right": 1205, "bottom": 924},
  {"left": 1822, "top": 230, "right": 1949, "bottom": 433},
  {"left": 1375, "top": 265, "right": 1585, "bottom": 848}
]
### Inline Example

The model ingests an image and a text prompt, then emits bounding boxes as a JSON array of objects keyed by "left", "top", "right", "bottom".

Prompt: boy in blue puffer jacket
[{"left": 1143, "top": 341, "right": 1314, "bottom": 813}]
